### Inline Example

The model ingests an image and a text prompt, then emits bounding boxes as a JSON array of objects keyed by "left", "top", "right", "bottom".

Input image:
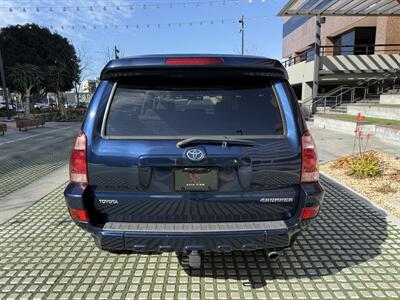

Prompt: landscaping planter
[
  {"left": 15, "top": 118, "right": 46, "bottom": 131},
  {"left": 313, "top": 115, "right": 400, "bottom": 145},
  {"left": 313, "top": 115, "right": 375, "bottom": 133},
  {"left": 346, "top": 105, "right": 400, "bottom": 121}
]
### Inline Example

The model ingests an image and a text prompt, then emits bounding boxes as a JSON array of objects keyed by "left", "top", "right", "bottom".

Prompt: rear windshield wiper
[{"left": 177, "top": 137, "right": 258, "bottom": 148}]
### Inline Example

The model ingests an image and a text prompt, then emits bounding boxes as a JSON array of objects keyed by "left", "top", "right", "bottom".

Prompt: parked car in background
[
  {"left": 34, "top": 102, "right": 49, "bottom": 110},
  {"left": 0, "top": 102, "right": 15, "bottom": 110},
  {"left": 64, "top": 54, "right": 325, "bottom": 268}
]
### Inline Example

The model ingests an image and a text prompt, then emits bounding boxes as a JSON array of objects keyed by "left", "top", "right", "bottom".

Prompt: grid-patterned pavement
[
  {"left": 0, "top": 124, "right": 79, "bottom": 198},
  {"left": 0, "top": 177, "right": 399, "bottom": 299}
]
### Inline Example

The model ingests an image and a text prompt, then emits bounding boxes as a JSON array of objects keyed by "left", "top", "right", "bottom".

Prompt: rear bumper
[
  {"left": 92, "top": 220, "right": 301, "bottom": 252},
  {"left": 64, "top": 182, "right": 324, "bottom": 252}
]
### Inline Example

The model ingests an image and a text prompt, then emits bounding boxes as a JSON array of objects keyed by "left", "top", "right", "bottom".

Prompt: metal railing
[
  {"left": 383, "top": 85, "right": 400, "bottom": 94},
  {"left": 301, "top": 71, "right": 400, "bottom": 118},
  {"left": 320, "top": 44, "right": 400, "bottom": 56},
  {"left": 282, "top": 43, "right": 400, "bottom": 68}
]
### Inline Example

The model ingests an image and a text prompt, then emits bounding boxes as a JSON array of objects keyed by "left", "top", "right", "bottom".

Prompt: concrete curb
[{"left": 321, "top": 171, "right": 400, "bottom": 226}]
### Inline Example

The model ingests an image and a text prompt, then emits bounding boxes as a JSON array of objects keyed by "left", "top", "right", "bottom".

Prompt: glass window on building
[
  {"left": 333, "top": 27, "right": 376, "bottom": 56},
  {"left": 354, "top": 27, "right": 376, "bottom": 54}
]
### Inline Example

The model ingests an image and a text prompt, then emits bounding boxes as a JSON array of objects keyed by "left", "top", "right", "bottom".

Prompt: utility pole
[
  {"left": 114, "top": 46, "right": 120, "bottom": 59},
  {"left": 239, "top": 16, "right": 245, "bottom": 55},
  {"left": 0, "top": 49, "right": 10, "bottom": 120}
]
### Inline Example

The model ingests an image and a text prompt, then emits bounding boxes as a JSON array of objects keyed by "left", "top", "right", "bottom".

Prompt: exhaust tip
[{"left": 268, "top": 251, "right": 279, "bottom": 261}]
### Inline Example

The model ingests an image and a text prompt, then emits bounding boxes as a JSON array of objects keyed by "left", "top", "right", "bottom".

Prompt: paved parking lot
[{"left": 1, "top": 176, "right": 399, "bottom": 299}]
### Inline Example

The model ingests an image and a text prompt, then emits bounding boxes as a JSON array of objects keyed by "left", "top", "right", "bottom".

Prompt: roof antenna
[{"left": 114, "top": 46, "right": 120, "bottom": 59}]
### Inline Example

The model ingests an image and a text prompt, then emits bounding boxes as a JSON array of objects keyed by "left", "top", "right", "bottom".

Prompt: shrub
[{"left": 346, "top": 151, "right": 381, "bottom": 178}]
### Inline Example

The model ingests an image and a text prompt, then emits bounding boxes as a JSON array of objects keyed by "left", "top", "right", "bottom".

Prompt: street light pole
[
  {"left": 239, "top": 16, "right": 245, "bottom": 55},
  {"left": 0, "top": 49, "right": 10, "bottom": 120}
]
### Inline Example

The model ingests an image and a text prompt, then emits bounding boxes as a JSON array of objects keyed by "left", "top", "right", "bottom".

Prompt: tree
[
  {"left": 74, "top": 47, "right": 93, "bottom": 106},
  {"left": 7, "top": 64, "right": 42, "bottom": 116},
  {"left": 46, "top": 65, "right": 72, "bottom": 118},
  {"left": 0, "top": 24, "right": 80, "bottom": 118}
]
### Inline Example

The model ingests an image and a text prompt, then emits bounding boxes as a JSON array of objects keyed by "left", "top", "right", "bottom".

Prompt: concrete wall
[
  {"left": 313, "top": 115, "right": 400, "bottom": 145},
  {"left": 374, "top": 125, "right": 400, "bottom": 145},
  {"left": 286, "top": 60, "right": 314, "bottom": 102},
  {"left": 346, "top": 105, "right": 400, "bottom": 121},
  {"left": 313, "top": 115, "right": 375, "bottom": 133},
  {"left": 286, "top": 60, "right": 315, "bottom": 85},
  {"left": 380, "top": 94, "right": 400, "bottom": 105}
]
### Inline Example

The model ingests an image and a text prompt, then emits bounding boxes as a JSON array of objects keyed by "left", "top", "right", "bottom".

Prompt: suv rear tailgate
[{"left": 85, "top": 76, "right": 302, "bottom": 224}]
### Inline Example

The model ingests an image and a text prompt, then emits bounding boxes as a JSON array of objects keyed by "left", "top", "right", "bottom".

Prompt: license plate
[{"left": 174, "top": 168, "right": 218, "bottom": 192}]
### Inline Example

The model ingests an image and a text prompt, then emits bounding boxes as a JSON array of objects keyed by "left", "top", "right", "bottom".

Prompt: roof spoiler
[
  {"left": 100, "top": 55, "right": 288, "bottom": 80},
  {"left": 100, "top": 67, "right": 288, "bottom": 81}
]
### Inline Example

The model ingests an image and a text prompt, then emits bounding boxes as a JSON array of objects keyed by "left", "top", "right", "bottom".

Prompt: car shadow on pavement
[{"left": 178, "top": 177, "right": 388, "bottom": 288}]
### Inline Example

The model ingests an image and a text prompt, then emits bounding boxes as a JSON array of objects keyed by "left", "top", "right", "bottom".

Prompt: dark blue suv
[{"left": 64, "top": 55, "right": 324, "bottom": 267}]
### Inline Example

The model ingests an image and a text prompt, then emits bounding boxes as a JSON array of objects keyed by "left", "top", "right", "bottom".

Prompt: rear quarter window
[{"left": 104, "top": 81, "right": 284, "bottom": 138}]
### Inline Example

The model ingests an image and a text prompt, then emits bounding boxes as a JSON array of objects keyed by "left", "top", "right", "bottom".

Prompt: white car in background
[
  {"left": 34, "top": 102, "right": 49, "bottom": 110},
  {"left": 0, "top": 102, "right": 15, "bottom": 110}
]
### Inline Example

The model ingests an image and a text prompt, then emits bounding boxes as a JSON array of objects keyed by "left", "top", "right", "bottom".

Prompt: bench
[
  {"left": 15, "top": 118, "right": 46, "bottom": 131},
  {"left": 0, "top": 123, "right": 6, "bottom": 135}
]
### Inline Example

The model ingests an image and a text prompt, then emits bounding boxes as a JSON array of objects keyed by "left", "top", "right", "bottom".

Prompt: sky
[{"left": 0, "top": 0, "right": 287, "bottom": 80}]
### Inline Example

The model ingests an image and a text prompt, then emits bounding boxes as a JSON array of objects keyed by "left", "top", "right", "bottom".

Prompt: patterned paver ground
[
  {"left": 0, "top": 125, "right": 79, "bottom": 198},
  {"left": 0, "top": 177, "right": 399, "bottom": 299}
]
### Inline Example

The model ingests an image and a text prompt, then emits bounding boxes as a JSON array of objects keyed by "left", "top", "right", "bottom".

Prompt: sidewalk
[
  {"left": 0, "top": 121, "right": 80, "bottom": 223},
  {"left": 308, "top": 122, "right": 400, "bottom": 163}
]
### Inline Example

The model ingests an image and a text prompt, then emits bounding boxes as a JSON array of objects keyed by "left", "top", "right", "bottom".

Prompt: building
[
  {"left": 282, "top": 0, "right": 400, "bottom": 110},
  {"left": 82, "top": 79, "right": 99, "bottom": 94},
  {"left": 65, "top": 92, "right": 93, "bottom": 106}
]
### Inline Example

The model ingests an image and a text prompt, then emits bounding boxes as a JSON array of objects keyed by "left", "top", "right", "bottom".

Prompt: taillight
[
  {"left": 70, "top": 131, "right": 88, "bottom": 187},
  {"left": 301, "top": 130, "right": 319, "bottom": 183},
  {"left": 301, "top": 206, "right": 320, "bottom": 220},
  {"left": 165, "top": 57, "right": 224, "bottom": 65},
  {"left": 69, "top": 208, "right": 89, "bottom": 222}
]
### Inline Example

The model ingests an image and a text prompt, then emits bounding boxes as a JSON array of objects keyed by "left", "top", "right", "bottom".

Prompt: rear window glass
[{"left": 105, "top": 82, "right": 284, "bottom": 138}]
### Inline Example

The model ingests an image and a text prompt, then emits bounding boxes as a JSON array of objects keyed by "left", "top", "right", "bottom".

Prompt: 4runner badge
[{"left": 260, "top": 197, "right": 294, "bottom": 203}]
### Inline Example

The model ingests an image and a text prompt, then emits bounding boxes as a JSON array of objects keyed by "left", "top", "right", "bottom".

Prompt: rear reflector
[
  {"left": 69, "top": 208, "right": 89, "bottom": 222},
  {"left": 301, "top": 206, "right": 320, "bottom": 220},
  {"left": 70, "top": 131, "right": 88, "bottom": 187},
  {"left": 165, "top": 57, "right": 224, "bottom": 65},
  {"left": 301, "top": 130, "right": 319, "bottom": 183}
]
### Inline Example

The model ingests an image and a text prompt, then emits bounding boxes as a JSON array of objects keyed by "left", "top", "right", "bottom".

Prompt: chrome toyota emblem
[{"left": 186, "top": 148, "right": 205, "bottom": 161}]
